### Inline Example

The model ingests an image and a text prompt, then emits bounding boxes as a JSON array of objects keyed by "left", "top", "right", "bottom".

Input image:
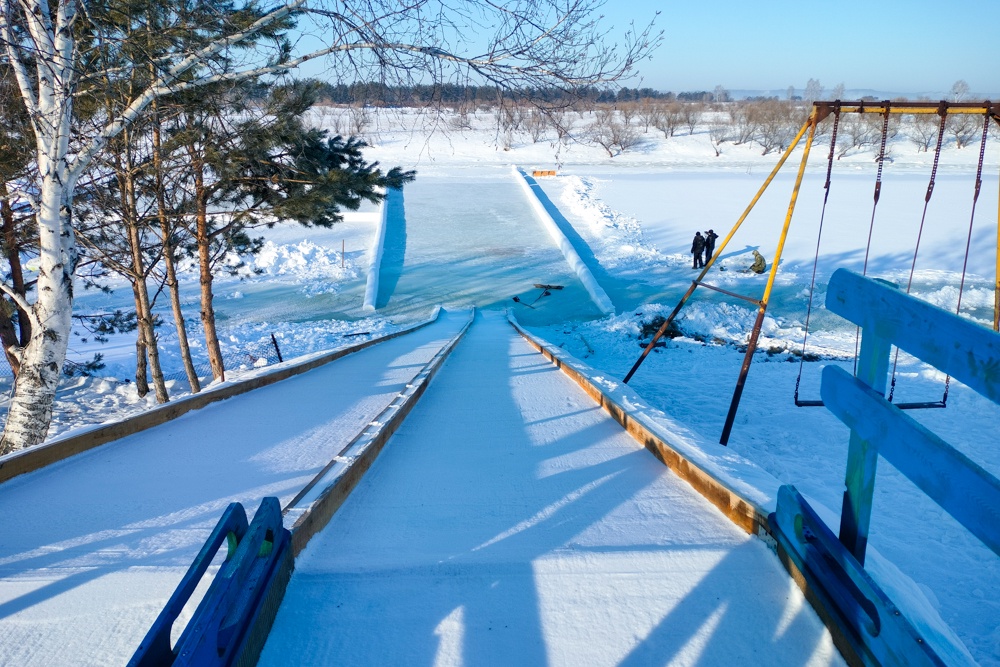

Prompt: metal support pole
[
  {"left": 270, "top": 334, "right": 283, "bottom": 363},
  {"left": 623, "top": 117, "right": 814, "bottom": 385},
  {"left": 995, "top": 159, "right": 1000, "bottom": 332},
  {"left": 720, "top": 116, "right": 819, "bottom": 445}
]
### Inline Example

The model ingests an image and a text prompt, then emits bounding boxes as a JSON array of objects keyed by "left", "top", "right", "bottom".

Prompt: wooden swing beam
[{"left": 623, "top": 100, "right": 1000, "bottom": 446}]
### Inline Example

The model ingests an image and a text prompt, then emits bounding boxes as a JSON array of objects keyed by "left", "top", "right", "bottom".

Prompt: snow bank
[
  {"left": 363, "top": 195, "right": 390, "bottom": 311},
  {"left": 512, "top": 166, "right": 615, "bottom": 314},
  {"left": 558, "top": 174, "right": 666, "bottom": 271}
]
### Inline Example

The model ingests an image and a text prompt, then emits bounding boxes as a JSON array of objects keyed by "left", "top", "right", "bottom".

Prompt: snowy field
[{"left": 1, "top": 106, "right": 999, "bottom": 663}]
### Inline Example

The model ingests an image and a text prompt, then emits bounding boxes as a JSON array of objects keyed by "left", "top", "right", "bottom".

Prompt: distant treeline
[{"left": 304, "top": 80, "right": 720, "bottom": 106}]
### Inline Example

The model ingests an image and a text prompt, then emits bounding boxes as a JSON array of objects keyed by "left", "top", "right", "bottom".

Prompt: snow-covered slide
[
  {"left": 259, "top": 311, "right": 845, "bottom": 665},
  {"left": 0, "top": 310, "right": 470, "bottom": 666}
]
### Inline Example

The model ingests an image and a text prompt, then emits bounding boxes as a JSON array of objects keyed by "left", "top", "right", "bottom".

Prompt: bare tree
[
  {"left": 636, "top": 98, "right": 661, "bottom": 133},
  {"left": 831, "top": 82, "right": 846, "bottom": 100},
  {"left": 681, "top": 102, "right": 703, "bottom": 135},
  {"left": 0, "top": 0, "right": 660, "bottom": 452},
  {"left": 908, "top": 112, "right": 940, "bottom": 152},
  {"left": 754, "top": 100, "right": 796, "bottom": 155},
  {"left": 494, "top": 100, "right": 523, "bottom": 150},
  {"left": 708, "top": 117, "right": 729, "bottom": 156},
  {"left": 835, "top": 111, "right": 898, "bottom": 159},
  {"left": 950, "top": 80, "right": 970, "bottom": 102},
  {"left": 948, "top": 113, "right": 979, "bottom": 149},
  {"left": 653, "top": 102, "right": 682, "bottom": 138},
  {"left": 587, "top": 107, "right": 640, "bottom": 156},
  {"left": 349, "top": 104, "right": 371, "bottom": 137},
  {"left": 523, "top": 107, "right": 549, "bottom": 143},
  {"left": 804, "top": 78, "right": 823, "bottom": 103},
  {"left": 547, "top": 107, "right": 575, "bottom": 144},
  {"left": 730, "top": 102, "right": 759, "bottom": 145}
]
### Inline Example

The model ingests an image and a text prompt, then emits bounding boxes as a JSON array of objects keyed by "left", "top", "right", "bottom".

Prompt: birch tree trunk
[
  {"left": 0, "top": 0, "right": 79, "bottom": 452},
  {"left": 0, "top": 168, "right": 78, "bottom": 453}
]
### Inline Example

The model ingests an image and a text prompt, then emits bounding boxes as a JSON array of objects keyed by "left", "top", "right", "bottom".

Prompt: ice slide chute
[
  {"left": 128, "top": 310, "right": 474, "bottom": 666},
  {"left": 512, "top": 165, "right": 616, "bottom": 314}
]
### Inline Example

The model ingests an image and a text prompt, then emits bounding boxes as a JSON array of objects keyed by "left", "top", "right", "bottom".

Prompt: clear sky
[{"left": 612, "top": 0, "right": 1000, "bottom": 96}]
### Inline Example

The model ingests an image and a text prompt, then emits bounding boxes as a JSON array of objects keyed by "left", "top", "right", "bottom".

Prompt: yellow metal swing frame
[{"left": 622, "top": 100, "right": 1000, "bottom": 445}]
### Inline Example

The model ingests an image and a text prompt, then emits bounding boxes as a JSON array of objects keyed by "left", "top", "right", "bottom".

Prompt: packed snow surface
[
  {"left": 0, "top": 314, "right": 467, "bottom": 665},
  {"left": 259, "top": 312, "right": 844, "bottom": 666}
]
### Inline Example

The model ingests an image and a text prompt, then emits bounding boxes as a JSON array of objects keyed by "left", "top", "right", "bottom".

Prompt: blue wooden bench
[
  {"left": 129, "top": 497, "right": 293, "bottom": 667},
  {"left": 770, "top": 268, "right": 1000, "bottom": 666}
]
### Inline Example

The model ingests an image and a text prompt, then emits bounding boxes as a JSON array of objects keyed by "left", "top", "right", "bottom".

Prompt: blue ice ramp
[{"left": 129, "top": 497, "right": 293, "bottom": 667}]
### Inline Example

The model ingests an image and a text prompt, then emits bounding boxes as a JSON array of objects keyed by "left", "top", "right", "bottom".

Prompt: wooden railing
[
  {"left": 771, "top": 269, "right": 1000, "bottom": 666},
  {"left": 129, "top": 497, "right": 292, "bottom": 667}
]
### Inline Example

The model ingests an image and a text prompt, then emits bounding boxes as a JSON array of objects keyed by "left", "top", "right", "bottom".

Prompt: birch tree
[{"left": 0, "top": 0, "right": 658, "bottom": 452}]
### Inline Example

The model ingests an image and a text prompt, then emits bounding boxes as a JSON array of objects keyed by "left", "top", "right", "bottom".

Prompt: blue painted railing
[
  {"left": 770, "top": 269, "right": 1000, "bottom": 666},
  {"left": 129, "top": 497, "right": 293, "bottom": 667}
]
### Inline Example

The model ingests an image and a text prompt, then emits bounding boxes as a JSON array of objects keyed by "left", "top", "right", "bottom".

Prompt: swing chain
[
  {"left": 872, "top": 102, "right": 891, "bottom": 205},
  {"left": 823, "top": 103, "right": 841, "bottom": 193},
  {"left": 972, "top": 109, "right": 990, "bottom": 203},
  {"left": 924, "top": 102, "right": 949, "bottom": 204},
  {"left": 794, "top": 109, "right": 841, "bottom": 406}
]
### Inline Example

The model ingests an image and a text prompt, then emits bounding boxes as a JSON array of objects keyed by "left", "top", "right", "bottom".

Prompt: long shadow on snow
[
  {"left": 261, "top": 315, "right": 836, "bottom": 665},
  {"left": 0, "top": 319, "right": 462, "bottom": 618}
]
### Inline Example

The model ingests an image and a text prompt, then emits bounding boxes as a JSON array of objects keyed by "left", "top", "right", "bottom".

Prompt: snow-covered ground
[{"left": 1, "top": 105, "right": 999, "bottom": 663}]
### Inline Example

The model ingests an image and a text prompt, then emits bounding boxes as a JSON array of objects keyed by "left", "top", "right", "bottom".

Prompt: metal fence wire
[{"left": 224, "top": 335, "right": 284, "bottom": 373}]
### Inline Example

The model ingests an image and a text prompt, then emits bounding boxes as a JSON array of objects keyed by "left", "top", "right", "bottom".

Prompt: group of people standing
[
  {"left": 690, "top": 229, "right": 767, "bottom": 274},
  {"left": 690, "top": 230, "right": 718, "bottom": 269}
]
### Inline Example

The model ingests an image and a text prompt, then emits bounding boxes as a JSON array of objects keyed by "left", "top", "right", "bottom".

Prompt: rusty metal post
[{"left": 720, "top": 115, "right": 819, "bottom": 445}]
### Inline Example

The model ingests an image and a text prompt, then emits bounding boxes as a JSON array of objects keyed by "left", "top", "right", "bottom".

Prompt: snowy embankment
[
  {"left": 363, "top": 196, "right": 389, "bottom": 310},
  {"left": 512, "top": 165, "right": 616, "bottom": 314}
]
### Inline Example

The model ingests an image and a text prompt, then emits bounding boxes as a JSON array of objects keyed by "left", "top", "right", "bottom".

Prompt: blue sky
[{"left": 612, "top": 0, "right": 1000, "bottom": 96}]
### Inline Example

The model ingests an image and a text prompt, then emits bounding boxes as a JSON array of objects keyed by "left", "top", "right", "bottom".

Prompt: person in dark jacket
[
  {"left": 750, "top": 249, "right": 766, "bottom": 274},
  {"left": 704, "top": 229, "right": 719, "bottom": 262},
  {"left": 691, "top": 231, "right": 705, "bottom": 269}
]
